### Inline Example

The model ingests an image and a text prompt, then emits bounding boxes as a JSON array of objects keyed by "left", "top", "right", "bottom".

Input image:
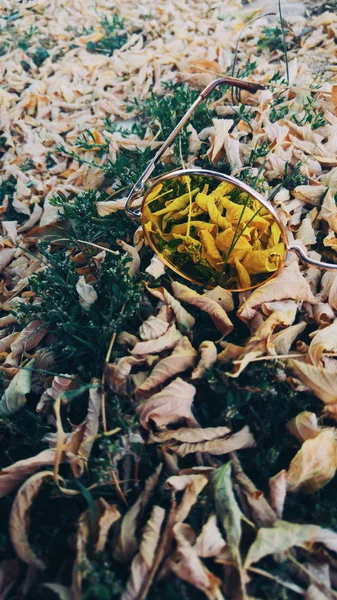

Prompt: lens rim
[{"left": 141, "top": 168, "right": 288, "bottom": 291}]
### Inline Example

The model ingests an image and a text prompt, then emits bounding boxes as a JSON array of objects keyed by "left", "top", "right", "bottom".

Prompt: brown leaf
[
  {"left": 217, "top": 342, "right": 245, "bottom": 363},
  {"left": 70, "top": 381, "right": 102, "bottom": 478},
  {"left": 169, "top": 522, "right": 223, "bottom": 600},
  {"left": 308, "top": 321, "right": 337, "bottom": 366},
  {"left": 113, "top": 465, "right": 162, "bottom": 563},
  {"left": 136, "top": 377, "right": 197, "bottom": 430},
  {"left": 9, "top": 471, "right": 54, "bottom": 569},
  {"left": 149, "top": 425, "right": 231, "bottom": 445},
  {"left": 191, "top": 341, "right": 217, "bottom": 379},
  {"left": 287, "top": 411, "right": 323, "bottom": 443},
  {"left": 94, "top": 498, "right": 121, "bottom": 554},
  {"left": 238, "top": 260, "right": 317, "bottom": 325},
  {"left": 332, "top": 85, "right": 337, "bottom": 107},
  {"left": 137, "top": 337, "right": 197, "bottom": 392},
  {"left": 288, "top": 359, "right": 337, "bottom": 404},
  {"left": 121, "top": 505, "right": 166, "bottom": 600},
  {"left": 131, "top": 323, "right": 182, "bottom": 355},
  {"left": 165, "top": 425, "right": 255, "bottom": 457},
  {"left": 165, "top": 474, "right": 208, "bottom": 524},
  {"left": 10, "top": 320, "right": 48, "bottom": 358},
  {"left": 194, "top": 514, "right": 226, "bottom": 558},
  {"left": 268, "top": 470, "right": 287, "bottom": 519},
  {"left": 145, "top": 284, "right": 195, "bottom": 331},
  {"left": 171, "top": 281, "right": 233, "bottom": 335},
  {"left": 138, "top": 315, "right": 169, "bottom": 341},
  {"left": 71, "top": 509, "right": 91, "bottom": 600},
  {"left": 245, "top": 519, "right": 337, "bottom": 569},
  {"left": 286, "top": 429, "right": 337, "bottom": 494},
  {"left": 0, "top": 448, "right": 56, "bottom": 498}
]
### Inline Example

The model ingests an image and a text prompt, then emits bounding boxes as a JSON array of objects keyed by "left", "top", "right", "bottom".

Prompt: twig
[
  {"left": 287, "top": 554, "right": 337, "bottom": 600},
  {"left": 248, "top": 566, "right": 305, "bottom": 595}
]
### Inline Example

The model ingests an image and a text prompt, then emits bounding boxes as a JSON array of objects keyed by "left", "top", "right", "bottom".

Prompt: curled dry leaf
[
  {"left": 313, "top": 302, "right": 336, "bottom": 326},
  {"left": 270, "top": 321, "right": 307, "bottom": 355},
  {"left": 245, "top": 519, "right": 337, "bottom": 568},
  {"left": 75, "top": 275, "right": 98, "bottom": 310},
  {"left": 288, "top": 358, "right": 337, "bottom": 404},
  {"left": 117, "top": 239, "right": 140, "bottom": 277},
  {"left": 308, "top": 320, "right": 337, "bottom": 366},
  {"left": 113, "top": 464, "right": 162, "bottom": 563},
  {"left": 287, "top": 411, "right": 323, "bottom": 443},
  {"left": 0, "top": 358, "right": 35, "bottom": 416},
  {"left": 138, "top": 315, "right": 169, "bottom": 341},
  {"left": 144, "top": 254, "right": 166, "bottom": 279},
  {"left": 137, "top": 337, "right": 197, "bottom": 393},
  {"left": 286, "top": 429, "right": 337, "bottom": 494},
  {"left": 0, "top": 331, "right": 20, "bottom": 354},
  {"left": 191, "top": 341, "right": 217, "bottom": 379},
  {"left": 94, "top": 498, "right": 121, "bottom": 554},
  {"left": 149, "top": 425, "right": 231, "bottom": 445},
  {"left": 131, "top": 322, "right": 182, "bottom": 355},
  {"left": 217, "top": 342, "right": 244, "bottom": 363},
  {"left": 70, "top": 382, "right": 102, "bottom": 478},
  {"left": 136, "top": 377, "right": 197, "bottom": 430},
  {"left": 121, "top": 505, "right": 166, "bottom": 600},
  {"left": 145, "top": 284, "right": 195, "bottom": 332},
  {"left": 202, "top": 285, "right": 234, "bottom": 312},
  {"left": 172, "top": 281, "right": 233, "bottom": 336},
  {"left": 10, "top": 320, "right": 48, "bottom": 358},
  {"left": 163, "top": 425, "right": 255, "bottom": 457},
  {"left": 166, "top": 473, "right": 208, "bottom": 524},
  {"left": 37, "top": 374, "right": 75, "bottom": 412},
  {"left": 9, "top": 470, "right": 54, "bottom": 569},
  {"left": 238, "top": 260, "right": 317, "bottom": 325},
  {"left": 169, "top": 522, "right": 223, "bottom": 600},
  {"left": 194, "top": 514, "right": 226, "bottom": 558},
  {"left": 0, "top": 448, "right": 56, "bottom": 498}
]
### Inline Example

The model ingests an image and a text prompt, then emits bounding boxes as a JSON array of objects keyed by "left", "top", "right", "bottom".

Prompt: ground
[{"left": 1, "top": 0, "right": 337, "bottom": 599}]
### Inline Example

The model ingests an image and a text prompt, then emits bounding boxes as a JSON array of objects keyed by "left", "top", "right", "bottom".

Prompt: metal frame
[{"left": 125, "top": 76, "right": 337, "bottom": 287}]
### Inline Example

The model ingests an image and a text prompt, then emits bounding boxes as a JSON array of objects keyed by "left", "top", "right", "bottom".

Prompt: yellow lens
[{"left": 142, "top": 173, "right": 286, "bottom": 291}]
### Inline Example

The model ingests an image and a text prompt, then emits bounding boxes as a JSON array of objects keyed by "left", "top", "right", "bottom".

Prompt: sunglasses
[{"left": 125, "top": 76, "right": 337, "bottom": 291}]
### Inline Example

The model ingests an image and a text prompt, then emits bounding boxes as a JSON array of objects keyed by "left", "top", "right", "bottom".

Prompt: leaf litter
[{"left": 1, "top": 0, "right": 337, "bottom": 598}]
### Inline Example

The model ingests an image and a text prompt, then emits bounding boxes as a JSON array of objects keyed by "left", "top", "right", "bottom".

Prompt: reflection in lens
[{"left": 142, "top": 174, "right": 286, "bottom": 290}]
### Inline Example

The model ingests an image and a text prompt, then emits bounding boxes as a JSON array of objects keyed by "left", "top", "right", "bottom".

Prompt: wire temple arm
[
  {"left": 125, "top": 76, "right": 265, "bottom": 221},
  {"left": 289, "top": 243, "right": 337, "bottom": 271}
]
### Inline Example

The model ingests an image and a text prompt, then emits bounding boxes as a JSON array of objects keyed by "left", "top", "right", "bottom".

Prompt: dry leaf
[
  {"left": 270, "top": 321, "right": 307, "bottom": 355},
  {"left": 95, "top": 498, "right": 121, "bottom": 554},
  {"left": 287, "top": 411, "right": 323, "bottom": 443},
  {"left": 138, "top": 315, "right": 169, "bottom": 341},
  {"left": 113, "top": 465, "right": 162, "bottom": 563},
  {"left": 165, "top": 425, "right": 255, "bottom": 457},
  {"left": 269, "top": 470, "right": 287, "bottom": 519},
  {"left": 121, "top": 505, "right": 165, "bottom": 600},
  {"left": 131, "top": 323, "right": 182, "bottom": 355},
  {"left": 238, "top": 260, "right": 316, "bottom": 325},
  {"left": 137, "top": 337, "right": 197, "bottom": 392},
  {"left": 117, "top": 239, "right": 140, "bottom": 277},
  {"left": 0, "top": 448, "right": 56, "bottom": 498},
  {"left": 166, "top": 473, "right": 208, "bottom": 523},
  {"left": 136, "top": 377, "right": 197, "bottom": 430},
  {"left": 9, "top": 471, "right": 54, "bottom": 569},
  {"left": 70, "top": 382, "right": 102, "bottom": 478},
  {"left": 245, "top": 519, "right": 337, "bottom": 568},
  {"left": 75, "top": 275, "right": 98, "bottom": 310},
  {"left": 0, "top": 358, "right": 35, "bottom": 416},
  {"left": 194, "top": 514, "right": 226, "bottom": 558},
  {"left": 308, "top": 320, "right": 337, "bottom": 366},
  {"left": 149, "top": 425, "right": 231, "bottom": 445},
  {"left": 37, "top": 374, "right": 74, "bottom": 412},
  {"left": 288, "top": 359, "right": 337, "bottom": 404},
  {"left": 10, "top": 320, "right": 48, "bottom": 358},
  {"left": 169, "top": 522, "right": 223, "bottom": 600},
  {"left": 172, "top": 281, "right": 233, "bottom": 335},
  {"left": 286, "top": 429, "right": 337, "bottom": 494},
  {"left": 202, "top": 285, "right": 234, "bottom": 312},
  {"left": 145, "top": 284, "right": 195, "bottom": 331},
  {"left": 144, "top": 254, "right": 166, "bottom": 279},
  {"left": 191, "top": 341, "right": 217, "bottom": 379}
]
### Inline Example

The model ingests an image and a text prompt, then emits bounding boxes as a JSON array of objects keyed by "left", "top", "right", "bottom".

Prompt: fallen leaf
[
  {"left": 94, "top": 498, "right": 121, "bottom": 554},
  {"left": 121, "top": 505, "right": 166, "bottom": 600},
  {"left": 308, "top": 320, "right": 337, "bottom": 366},
  {"left": 149, "top": 425, "right": 231, "bottom": 445},
  {"left": 137, "top": 337, "right": 197, "bottom": 392},
  {"left": 0, "top": 358, "right": 35, "bottom": 416},
  {"left": 75, "top": 276, "right": 98, "bottom": 310},
  {"left": 113, "top": 465, "right": 162, "bottom": 563},
  {"left": 191, "top": 341, "right": 217, "bottom": 379},
  {"left": 288, "top": 359, "right": 337, "bottom": 404},
  {"left": 165, "top": 473, "right": 208, "bottom": 523},
  {"left": 37, "top": 374, "right": 75, "bottom": 412},
  {"left": 71, "top": 508, "right": 91, "bottom": 600},
  {"left": 138, "top": 315, "right": 169, "bottom": 341},
  {"left": 70, "top": 382, "right": 102, "bottom": 478},
  {"left": 270, "top": 321, "right": 307, "bottom": 355},
  {"left": 169, "top": 522, "right": 223, "bottom": 600},
  {"left": 145, "top": 254, "right": 166, "bottom": 278},
  {"left": 131, "top": 322, "right": 182, "bottom": 355},
  {"left": 287, "top": 411, "right": 323, "bottom": 443},
  {"left": 238, "top": 260, "right": 317, "bottom": 325},
  {"left": 136, "top": 377, "right": 197, "bottom": 430},
  {"left": 286, "top": 429, "right": 337, "bottom": 494},
  {"left": 202, "top": 286, "right": 234, "bottom": 312},
  {"left": 194, "top": 514, "right": 226, "bottom": 558},
  {"left": 165, "top": 425, "right": 255, "bottom": 457},
  {"left": 268, "top": 470, "right": 287, "bottom": 519},
  {"left": 10, "top": 320, "right": 48, "bottom": 358},
  {"left": 9, "top": 471, "right": 54, "bottom": 569},
  {"left": 117, "top": 239, "right": 140, "bottom": 277},
  {"left": 145, "top": 284, "right": 195, "bottom": 331},
  {"left": 0, "top": 448, "right": 56, "bottom": 498},
  {"left": 172, "top": 281, "right": 233, "bottom": 335},
  {"left": 245, "top": 519, "right": 337, "bottom": 568}
]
